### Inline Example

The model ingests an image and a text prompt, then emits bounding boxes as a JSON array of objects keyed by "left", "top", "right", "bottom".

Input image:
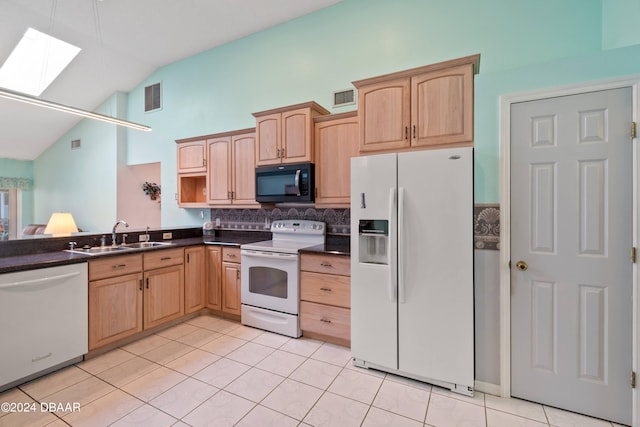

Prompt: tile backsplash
[
  {"left": 211, "top": 204, "right": 501, "bottom": 250},
  {"left": 209, "top": 207, "right": 351, "bottom": 235}
]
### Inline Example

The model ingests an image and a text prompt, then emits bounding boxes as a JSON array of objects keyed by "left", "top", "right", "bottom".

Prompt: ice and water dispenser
[{"left": 358, "top": 220, "right": 389, "bottom": 265}]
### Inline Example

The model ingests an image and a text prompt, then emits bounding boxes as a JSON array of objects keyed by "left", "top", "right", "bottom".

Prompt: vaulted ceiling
[{"left": 0, "top": 0, "right": 343, "bottom": 160}]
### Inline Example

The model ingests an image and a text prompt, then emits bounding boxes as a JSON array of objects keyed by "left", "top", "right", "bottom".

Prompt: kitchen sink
[
  {"left": 124, "top": 241, "right": 174, "bottom": 248},
  {"left": 65, "top": 241, "right": 173, "bottom": 256},
  {"left": 66, "top": 246, "right": 134, "bottom": 256}
]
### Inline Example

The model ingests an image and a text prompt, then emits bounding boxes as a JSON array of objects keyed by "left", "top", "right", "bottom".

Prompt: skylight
[{"left": 0, "top": 28, "right": 80, "bottom": 96}]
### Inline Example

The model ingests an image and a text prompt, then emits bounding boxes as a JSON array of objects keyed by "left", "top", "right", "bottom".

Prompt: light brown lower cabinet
[
  {"left": 299, "top": 253, "right": 351, "bottom": 346},
  {"left": 206, "top": 245, "right": 242, "bottom": 317},
  {"left": 222, "top": 247, "right": 241, "bottom": 316},
  {"left": 88, "top": 254, "right": 144, "bottom": 350},
  {"left": 88, "top": 248, "right": 185, "bottom": 351},
  {"left": 206, "top": 246, "right": 222, "bottom": 311},
  {"left": 184, "top": 246, "right": 206, "bottom": 314}
]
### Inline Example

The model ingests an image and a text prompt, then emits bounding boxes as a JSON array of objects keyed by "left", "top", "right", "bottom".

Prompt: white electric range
[{"left": 240, "top": 219, "right": 326, "bottom": 337}]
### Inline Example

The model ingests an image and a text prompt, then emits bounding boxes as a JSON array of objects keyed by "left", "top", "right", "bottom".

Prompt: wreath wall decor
[{"left": 142, "top": 181, "right": 161, "bottom": 201}]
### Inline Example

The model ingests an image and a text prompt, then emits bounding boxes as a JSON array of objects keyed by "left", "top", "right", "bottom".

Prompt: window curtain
[{"left": 0, "top": 177, "right": 31, "bottom": 190}]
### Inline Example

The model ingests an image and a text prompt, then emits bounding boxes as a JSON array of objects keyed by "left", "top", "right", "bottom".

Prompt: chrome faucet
[{"left": 112, "top": 220, "right": 129, "bottom": 246}]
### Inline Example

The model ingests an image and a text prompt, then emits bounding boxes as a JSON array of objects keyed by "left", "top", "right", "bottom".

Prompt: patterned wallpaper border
[
  {"left": 474, "top": 204, "right": 500, "bottom": 250},
  {"left": 210, "top": 204, "right": 500, "bottom": 250},
  {"left": 209, "top": 208, "right": 351, "bottom": 235}
]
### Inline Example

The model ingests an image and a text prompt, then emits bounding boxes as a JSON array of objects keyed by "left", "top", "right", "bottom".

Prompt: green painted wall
[
  {"left": 0, "top": 158, "right": 34, "bottom": 227},
  {"left": 602, "top": 0, "right": 640, "bottom": 49},
  {"left": 31, "top": 0, "right": 640, "bottom": 228},
  {"left": 33, "top": 95, "right": 121, "bottom": 232},
  {"left": 123, "top": 0, "right": 606, "bottom": 225}
]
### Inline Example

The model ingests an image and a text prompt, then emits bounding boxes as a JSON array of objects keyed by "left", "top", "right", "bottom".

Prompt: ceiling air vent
[
  {"left": 333, "top": 88, "right": 355, "bottom": 107},
  {"left": 71, "top": 139, "right": 81, "bottom": 149},
  {"left": 144, "top": 82, "right": 161, "bottom": 112}
]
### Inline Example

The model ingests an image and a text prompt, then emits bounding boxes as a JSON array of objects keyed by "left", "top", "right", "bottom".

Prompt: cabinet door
[
  {"left": 411, "top": 63, "right": 473, "bottom": 147},
  {"left": 282, "top": 107, "right": 313, "bottom": 163},
  {"left": 359, "top": 77, "right": 410, "bottom": 152},
  {"left": 144, "top": 265, "right": 184, "bottom": 329},
  {"left": 184, "top": 246, "right": 206, "bottom": 314},
  {"left": 222, "top": 261, "right": 241, "bottom": 315},
  {"left": 256, "top": 113, "right": 280, "bottom": 166},
  {"left": 232, "top": 132, "right": 259, "bottom": 206},
  {"left": 314, "top": 115, "right": 359, "bottom": 206},
  {"left": 89, "top": 272, "right": 143, "bottom": 350},
  {"left": 177, "top": 141, "right": 207, "bottom": 173},
  {"left": 206, "top": 246, "right": 222, "bottom": 311},
  {"left": 207, "top": 137, "right": 232, "bottom": 204}
]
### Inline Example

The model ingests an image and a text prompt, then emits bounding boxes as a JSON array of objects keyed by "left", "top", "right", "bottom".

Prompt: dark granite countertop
[
  {"left": 0, "top": 231, "right": 271, "bottom": 274},
  {"left": 0, "top": 251, "right": 90, "bottom": 274},
  {"left": 300, "top": 235, "right": 350, "bottom": 256},
  {"left": 0, "top": 230, "right": 349, "bottom": 273}
]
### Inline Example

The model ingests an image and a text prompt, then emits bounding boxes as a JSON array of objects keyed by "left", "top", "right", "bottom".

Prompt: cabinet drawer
[
  {"left": 301, "top": 253, "right": 350, "bottom": 276},
  {"left": 144, "top": 248, "right": 184, "bottom": 270},
  {"left": 89, "top": 254, "right": 143, "bottom": 281},
  {"left": 301, "top": 271, "right": 350, "bottom": 308},
  {"left": 222, "top": 247, "right": 241, "bottom": 263},
  {"left": 300, "top": 301, "right": 350, "bottom": 342}
]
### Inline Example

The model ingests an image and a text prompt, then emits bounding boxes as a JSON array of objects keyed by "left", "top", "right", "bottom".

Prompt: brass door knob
[{"left": 515, "top": 260, "right": 528, "bottom": 271}]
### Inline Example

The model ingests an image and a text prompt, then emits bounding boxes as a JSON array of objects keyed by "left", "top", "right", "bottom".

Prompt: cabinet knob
[
  {"left": 320, "top": 262, "right": 333, "bottom": 268},
  {"left": 320, "top": 287, "right": 332, "bottom": 292},
  {"left": 320, "top": 318, "right": 332, "bottom": 324}
]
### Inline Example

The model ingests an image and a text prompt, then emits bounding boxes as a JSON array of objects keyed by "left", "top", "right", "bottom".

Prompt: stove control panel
[{"left": 271, "top": 220, "right": 325, "bottom": 235}]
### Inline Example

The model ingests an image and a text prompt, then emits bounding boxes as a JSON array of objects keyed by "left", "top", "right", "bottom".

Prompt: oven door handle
[{"left": 241, "top": 250, "right": 298, "bottom": 260}]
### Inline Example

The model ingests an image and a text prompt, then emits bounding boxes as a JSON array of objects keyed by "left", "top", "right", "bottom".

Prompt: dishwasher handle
[{"left": 0, "top": 271, "right": 81, "bottom": 290}]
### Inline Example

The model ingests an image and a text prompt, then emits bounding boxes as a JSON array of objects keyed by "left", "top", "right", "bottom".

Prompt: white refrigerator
[{"left": 350, "top": 147, "right": 474, "bottom": 395}]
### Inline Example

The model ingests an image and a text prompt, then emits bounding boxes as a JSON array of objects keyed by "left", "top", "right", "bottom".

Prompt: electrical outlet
[
  {"left": 138, "top": 234, "right": 150, "bottom": 242},
  {"left": 162, "top": 232, "right": 172, "bottom": 240},
  {"left": 215, "top": 218, "right": 220, "bottom": 227}
]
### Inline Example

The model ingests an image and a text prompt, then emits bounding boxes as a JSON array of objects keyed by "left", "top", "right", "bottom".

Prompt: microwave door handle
[{"left": 294, "top": 169, "right": 301, "bottom": 196}]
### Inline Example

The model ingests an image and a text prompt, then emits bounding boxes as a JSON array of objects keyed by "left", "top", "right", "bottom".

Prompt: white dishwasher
[{"left": 0, "top": 263, "right": 88, "bottom": 391}]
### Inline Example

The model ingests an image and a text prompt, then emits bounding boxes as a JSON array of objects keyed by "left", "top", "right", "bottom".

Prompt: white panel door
[
  {"left": 511, "top": 88, "right": 632, "bottom": 425},
  {"left": 397, "top": 147, "right": 474, "bottom": 389},
  {"left": 351, "top": 153, "right": 398, "bottom": 370}
]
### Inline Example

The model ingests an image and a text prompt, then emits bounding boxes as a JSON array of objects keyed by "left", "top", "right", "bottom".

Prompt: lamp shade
[{"left": 44, "top": 212, "right": 79, "bottom": 235}]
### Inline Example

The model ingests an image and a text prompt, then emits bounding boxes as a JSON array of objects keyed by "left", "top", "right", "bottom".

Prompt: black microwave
[{"left": 255, "top": 162, "right": 314, "bottom": 203}]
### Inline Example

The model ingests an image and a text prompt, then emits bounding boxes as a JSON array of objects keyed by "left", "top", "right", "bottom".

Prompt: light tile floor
[{"left": 0, "top": 313, "right": 628, "bottom": 427}]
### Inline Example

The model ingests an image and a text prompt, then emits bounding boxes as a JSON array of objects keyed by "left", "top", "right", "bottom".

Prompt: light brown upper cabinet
[
  {"left": 313, "top": 112, "right": 359, "bottom": 207},
  {"left": 207, "top": 128, "right": 258, "bottom": 207},
  {"left": 253, "top": 101, "right": 329, "bottom": 166},
  {"left": 177, "top": 140, "right": 207, "bottom": 173},
  {"left": 176, "top": 137, "right": 208, "bottom": 207},
  {"left": 353, "top": 54, "right": 479, "bottom": 153}
]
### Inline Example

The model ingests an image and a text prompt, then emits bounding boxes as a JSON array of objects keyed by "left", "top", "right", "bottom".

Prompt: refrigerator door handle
[
  {"left": 398, "top": 186, "right": 406, "bottom": 304},
  {"left": 388, "top": 187, "right": 396, "bottom": 302}
]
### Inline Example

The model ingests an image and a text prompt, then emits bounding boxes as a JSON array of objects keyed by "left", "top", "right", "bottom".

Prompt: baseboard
[{"left": 474, "top": 380, "right": 501, "bottom": 396}]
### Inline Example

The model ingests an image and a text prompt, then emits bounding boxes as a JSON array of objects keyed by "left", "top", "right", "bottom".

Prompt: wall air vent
[
  {"left": 71, "top": 139, "right": 81, "bottom": 149},
  {"left": 333, "top": 88, "right": 356, "bottom": 107},
  {"left": 144, "top": 82, "right": 161, "bottom": 112}
]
